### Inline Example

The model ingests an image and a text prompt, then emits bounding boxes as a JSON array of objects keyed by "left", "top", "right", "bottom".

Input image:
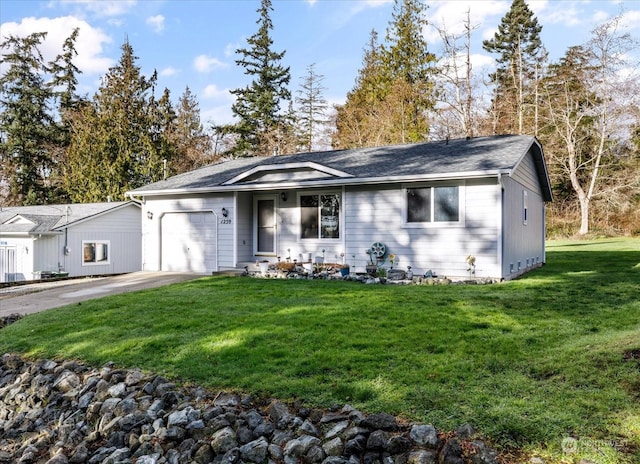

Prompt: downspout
[{"left": 497, "top": 173, "right": 505, "bottom": 279}]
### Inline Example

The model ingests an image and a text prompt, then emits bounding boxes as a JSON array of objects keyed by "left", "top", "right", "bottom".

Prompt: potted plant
[
  {"left": 339, "top": 263, "right": 350, "bottom": 276},
  {"left": 258, "top": 260, "right": 270, "bottom": 275},
  {"left": 365, "top": 249, "right": 377, "bottom": 275}
]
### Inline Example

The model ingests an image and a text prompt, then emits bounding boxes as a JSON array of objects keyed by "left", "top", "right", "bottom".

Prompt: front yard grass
[{"left": 1, "top": 238, "right": 639, "bottom": 462}]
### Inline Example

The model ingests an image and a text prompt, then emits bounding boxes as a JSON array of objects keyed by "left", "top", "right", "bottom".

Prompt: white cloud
[
  {"left": 146, "top": 14, "right": 164, "bottom": 33},
  {"left": 159, "top": 66, "right": 179, "bottom": 77},
  {"left": 327, "top": 0, "right": 392, "bottom": 30},
  {"left": 620, "top": 9, "right": 640, "bottom": 31},
  {"left": 0, "top": 16, "right": 112, "bottom": 75},
  {"left": 57, "top": 0, "right": 137, "bottom": 18},
  {"left": 425, "top": 1, "right": 509, "bottom": 46},
  {"left": 193, "top": 54, "right": 227, "bottom": 73},
  {"left": 202, "top": 84, "right": 231, "bottom": 100},
  {"left": 224, "top": 42, "right": 240, "bottom": 58}
]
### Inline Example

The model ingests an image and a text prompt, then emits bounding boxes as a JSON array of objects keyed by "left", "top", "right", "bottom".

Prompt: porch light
[
  {"left": 281, "top": 192, "right": 288, "bottom": 202},
  {"left": 222, "top": 207, "right": 229, "bottom": 218},
  {"left": 147, "top": 211, "right": 154, "bottom": 220}
]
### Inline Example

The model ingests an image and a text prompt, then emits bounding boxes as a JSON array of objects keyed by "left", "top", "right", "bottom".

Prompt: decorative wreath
[{"left": 370, "top": 242, "right": 386, "bottom": 258}]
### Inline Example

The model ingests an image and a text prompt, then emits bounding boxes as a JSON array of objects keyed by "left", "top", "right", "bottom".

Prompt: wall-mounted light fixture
[
  {"left": 222, "top": 207, "right": 229, "bottom": 218},
  {"left": 24, "top": 246, "right": 29, "bottom": 255},
  {"left": 281, "top": 192, "right": 288, "bottom": 202},
  {"left": 147, "top": 211, "right": 153, "bottom": 220}
]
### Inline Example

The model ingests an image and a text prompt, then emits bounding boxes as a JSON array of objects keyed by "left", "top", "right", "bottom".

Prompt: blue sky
[{"left": 1, "top": 0, "right": 638, "bottom": 126}]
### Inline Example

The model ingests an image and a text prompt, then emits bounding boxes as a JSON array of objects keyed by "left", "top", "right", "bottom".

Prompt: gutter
[{"left": 127, "top": 169, "right": 514, "bottom": 198}]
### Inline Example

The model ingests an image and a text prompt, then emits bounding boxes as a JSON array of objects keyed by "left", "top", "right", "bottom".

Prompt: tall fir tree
[
  {"left": 382, "top": 0, "right": 436, "bottom": 143},
  {"left": 170, "top": 87, "right": 212, "bottom": 173},
  {"left": 334, "top": 0, "right": 436, "bottom": 148},
  {"left": 0, "top": 32, "right": 56, "bottom": 205},
  {"left": 230, "top": 0, "right": 291, "bottom": 157},
  {"left": 66, "top": 40, "right": 162, "bottom": 202},
  {"left": 295, "top": 63, "right": 328, "bottom": 152},
  {"left": 47, "top": 27, "right": 83, "bottom": 203},
  {"left": 334, "top": 30, "right": 388, "bottom": 148},
  {"left": 482, "top": 0, "right": 543, "bottom": 135}
]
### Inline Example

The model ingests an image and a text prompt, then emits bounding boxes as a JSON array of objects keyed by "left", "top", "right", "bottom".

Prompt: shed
[{"left": 0, "top": 202, "right": 141, "bottom": 282}]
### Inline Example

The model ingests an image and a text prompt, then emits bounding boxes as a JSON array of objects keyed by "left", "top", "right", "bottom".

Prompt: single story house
[
  {"left": 127, "top": 135, "right": 552, "bottom": 281},
  {"left": 0, "top": 201, "right": 141, "bottom": 282}
]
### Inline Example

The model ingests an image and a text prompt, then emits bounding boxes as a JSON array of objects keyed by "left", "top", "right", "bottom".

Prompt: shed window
[
  {"left": 523, "top": 190, "right": 529, "bottom": 225},
  {"left": 82, "top": 240, "right": 110, "bottom": 265},
  {"left": 407, "top": 186, "right": 460, "bottom": 223},
  {"left": 300, "top": 193, "right": 340, "bottom": 239}
]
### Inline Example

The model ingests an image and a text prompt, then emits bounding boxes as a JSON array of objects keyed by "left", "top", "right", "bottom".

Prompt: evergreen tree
[
  {"left": 295, "top": 63, "right": 328, "bottom": 152},
  {"left": 334, "top": 30, "right": 389, "bottom": 149},
  {"left": 483, "top": 0, "right": 543, "bottom": 135},
  {"left": 47, "top": 27, "right": 83, "bottom": 203},
  {"left": 0, "top": 32, "right": 56, "bottom": 205},
  {"left": 382, "top": 0, "right": 436, "bottom": 143},
  {"left": 334, "top": 0, "right": 436, "bottom": 148},
  {"left": 230, "top": 0, "right": 291, "bottom": 157},
  {"left": 66, "top": 40, "right": 162, "bottom": 201},
  {"left": 170, "top": 86, "right": 212, "bottom": 173}
]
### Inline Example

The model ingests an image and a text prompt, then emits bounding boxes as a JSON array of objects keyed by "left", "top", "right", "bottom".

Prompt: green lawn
[{"left": 1, "top": 238, "right": 639, "bottom": 463}]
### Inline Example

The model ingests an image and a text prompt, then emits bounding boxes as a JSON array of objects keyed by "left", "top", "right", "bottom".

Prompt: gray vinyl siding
[
  {"left": 501, "top": 175, "right": 545, "bottom": 279},
  {"left": 511, "top": 148, "right": 542, "bottom": 195},
  {"left": 142, "top": 194, "right": 234, "bottom": 272},
  {"left": 62, "top": 204, "right": 142, "bottom": 277},
  {"left": 341, "top": 180, "right": 501, "bottom": 278}
]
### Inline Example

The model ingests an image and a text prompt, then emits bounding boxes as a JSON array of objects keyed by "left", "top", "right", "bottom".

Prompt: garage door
[{"left": 161, "top": 212, "right": 217, "bottom": 273}]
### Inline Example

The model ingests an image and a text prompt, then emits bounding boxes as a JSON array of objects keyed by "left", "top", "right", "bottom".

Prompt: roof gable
[{"left": 222, "top": 162, "right": 354, "bottom": 185}]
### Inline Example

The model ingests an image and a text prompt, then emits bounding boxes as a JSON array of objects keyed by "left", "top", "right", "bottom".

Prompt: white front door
[{"left": 255, "top": 196, "right": 276, "bottom": 256}]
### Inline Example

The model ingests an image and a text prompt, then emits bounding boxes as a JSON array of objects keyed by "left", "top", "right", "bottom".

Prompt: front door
[{"left": 255, "top": 196, "right": 276, "bottom": 255}]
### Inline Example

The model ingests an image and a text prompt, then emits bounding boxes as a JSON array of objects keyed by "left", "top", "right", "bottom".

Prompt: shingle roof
[
  {"left": 128, "top": 135, "right": 551, "bottom": 200},
  {"left": 0, "top": 202, "right": 135, "bottom": 235}
]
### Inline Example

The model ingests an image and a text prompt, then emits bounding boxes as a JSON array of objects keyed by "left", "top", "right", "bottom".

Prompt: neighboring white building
[
  {"left": 0, "top": 202, "right": 141, "bottom": 282},
  {"left": 127, "top": 135, "right": 552, "bottom": 281}
]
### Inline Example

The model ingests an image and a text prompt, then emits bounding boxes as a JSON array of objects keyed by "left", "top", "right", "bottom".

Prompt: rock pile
[{"left": 0, "top": 353, "right": 500, "bottom": 464}]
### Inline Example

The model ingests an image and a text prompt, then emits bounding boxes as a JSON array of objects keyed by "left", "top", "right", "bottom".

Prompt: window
[
  {"left": 300, "top": 193, "right": 340, "bottom": 239},
  {"left": 407, "top": 186, "right": 460, "bottom": 223},
  {"left": 523, "top": 190, "right": 529, "bottom": 225},
  {"left": 82, "top": 240, "right": 110, "bottom": 265}
]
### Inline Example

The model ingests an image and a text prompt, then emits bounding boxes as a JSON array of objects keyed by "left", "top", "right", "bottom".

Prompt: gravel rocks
[{"left": 0, "top": 353, "right": 499, "bottom": 463}]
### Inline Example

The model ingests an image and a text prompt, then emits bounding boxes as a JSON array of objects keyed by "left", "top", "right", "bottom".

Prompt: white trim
[
  {"left": 253, "top": 195, "right": 278, "bottom": 256},
  {"left": 82, "top": 240, "right": 111, "bottom": 266},
  {"left": 158, "top": 209, "right": 220, "bottom": 272},
  {"left": 297, "top": 190, "right": 342, "bottom": 242},
  {"left": 222, "top": 162, "right": 354, "bottom": 186},
  {"left": 402, "top": 181, "right": 466, "bottom": 228}
]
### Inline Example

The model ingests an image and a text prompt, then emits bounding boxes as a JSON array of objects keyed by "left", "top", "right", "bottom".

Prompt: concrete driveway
[{"left": 0, "top": 272, "right": 204, "bottom": 318}]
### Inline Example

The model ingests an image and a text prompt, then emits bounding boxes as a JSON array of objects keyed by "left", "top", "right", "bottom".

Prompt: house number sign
[{"left": 220, "top": 219, "right": 231, "bottom": 224}]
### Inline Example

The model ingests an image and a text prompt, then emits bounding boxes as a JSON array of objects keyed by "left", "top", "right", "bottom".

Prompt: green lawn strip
[{"left": 1, "top": 238, "right": 639, "bottom": 462}]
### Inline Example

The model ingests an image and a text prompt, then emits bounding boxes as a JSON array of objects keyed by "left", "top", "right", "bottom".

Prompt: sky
[{"left": 1, "top": 0, "right": 639, "bottom": 127}]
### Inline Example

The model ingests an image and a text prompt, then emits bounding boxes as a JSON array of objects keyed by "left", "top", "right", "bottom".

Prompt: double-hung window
[
  {"left": 300, "top": 193, "right": 340, "bottom": 239},
  {"left": 406, "top": 185, "right": 461, "bottom": 223}
]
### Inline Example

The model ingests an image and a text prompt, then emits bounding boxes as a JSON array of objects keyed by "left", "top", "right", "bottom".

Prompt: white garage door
[{"left": 161, "top": 212, "right": 217, "bottom": 273}]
